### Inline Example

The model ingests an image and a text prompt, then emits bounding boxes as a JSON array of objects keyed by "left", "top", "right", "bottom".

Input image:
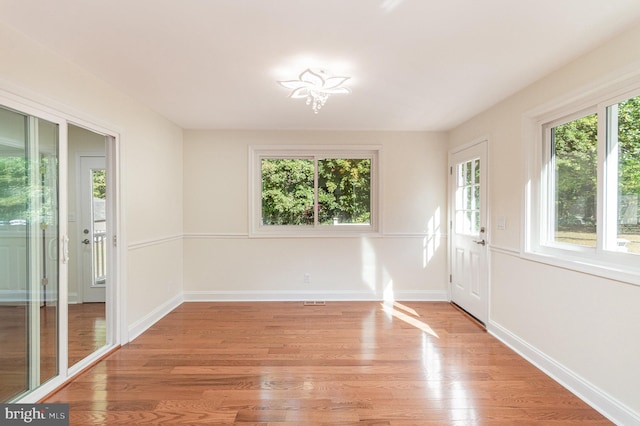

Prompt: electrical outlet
[{"left": 304, "top": 273, "right": 311, "bottom": 284}]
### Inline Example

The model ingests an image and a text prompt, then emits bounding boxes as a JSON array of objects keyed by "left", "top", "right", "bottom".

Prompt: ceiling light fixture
[{"left": 278, "top": 68, "right": 351, "bottom": 113}]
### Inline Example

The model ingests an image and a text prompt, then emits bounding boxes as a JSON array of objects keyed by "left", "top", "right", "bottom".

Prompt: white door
[
  {"left": 79, "top": 156, "right": 106, "bottom": 303},
  {"left": 450, "top": 141, "right": 488, "bottom": 324}
]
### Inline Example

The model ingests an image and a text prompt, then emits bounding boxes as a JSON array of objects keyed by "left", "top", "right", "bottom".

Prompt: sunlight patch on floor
[{"left": 380, "top": 302, "right": 439, "bottom": 338}]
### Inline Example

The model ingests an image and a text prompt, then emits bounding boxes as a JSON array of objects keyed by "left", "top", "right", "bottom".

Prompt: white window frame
[
  {"left": 249, "top": 145, "right": 381, "bottom": 237},
  {"left": 523, "top": 77, "right": 640, "bottom": 286}
]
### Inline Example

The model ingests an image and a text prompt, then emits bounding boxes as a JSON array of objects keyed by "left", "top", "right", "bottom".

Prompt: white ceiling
[{"left": 1, "top": 0, "right": 640, "bottom": 131}]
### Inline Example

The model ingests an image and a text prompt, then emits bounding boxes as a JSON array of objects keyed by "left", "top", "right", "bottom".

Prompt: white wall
[
  {"left": 0, "top": 22, "right": 184, "bottom": 337},
  {"left": 449, "top": 26, "right": 640, "bottom": 422},
  {"left": 183, "top": 130, "right": 448, "bottom": 301}
]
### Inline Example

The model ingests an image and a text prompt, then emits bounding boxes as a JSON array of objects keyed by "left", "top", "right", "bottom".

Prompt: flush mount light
[{"left": 278, "top": 68, "right": 351, "bottom": 114}]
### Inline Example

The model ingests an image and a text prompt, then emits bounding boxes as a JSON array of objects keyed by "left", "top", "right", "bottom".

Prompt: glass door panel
[
  {"left": 36, "top": 118, "right": 59, "bottom": 387},
  {"left": 0, "top": 106, "right": 29, "bottom": 401},
  {"left": 68, "top": 126, "right": 108, "bottom": 369},
  {"left": 0, "top": 105, "right": 59, "bottom": 401}
]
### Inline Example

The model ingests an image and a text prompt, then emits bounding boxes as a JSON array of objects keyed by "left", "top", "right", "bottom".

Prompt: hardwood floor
[
  {"left": 0, "top": 305, "right": 29, "bottom": 401},
  {"left": 0, "top": 302, "right": 105, "bottom": 402},
  {"left": 45, "top": 302, "right": 610, "bottom": 425},
  {"left": 68, "top": 302, "right": 107, "bottom": 367}
]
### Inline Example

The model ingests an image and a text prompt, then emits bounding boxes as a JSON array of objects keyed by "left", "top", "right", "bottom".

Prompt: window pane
[
  {"left": 318, "top": 158, "right": 371, "bottom": 225},
  {"left": 611, "top": 95, "right": 640, "bottom": 254},
  {"left": 455, "top": 159, "right": 480, "bottom": 237},
  {"left": 261, "top": 159, "right": 314, "bottom": 225},
  {"left": 551, "top": 113, "right": 598, "bottom": 247},
  {"left": 474, "top": 159, "right": 480, "bottom": 184},
  {"left": 464, "top": 186, "right": 472, "bottom": 210},
  {"left": 473, "top": 185, "right": 480, "bottom": 211},
  {"left": 92, "top": 169, "right": 107, "bottom": 284}
]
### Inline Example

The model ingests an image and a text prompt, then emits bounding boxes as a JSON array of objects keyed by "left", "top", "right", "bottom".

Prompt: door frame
[
  {"left": 448, "top": 137, "right": 490, "bottom": 324},
  {"left": 0, "top": 88, "right": 125, "bottom": 402}
]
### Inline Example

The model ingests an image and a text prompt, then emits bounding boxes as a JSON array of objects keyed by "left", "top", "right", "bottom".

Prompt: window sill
[
  {"left": 249, "top": 226, "right": 382, "bottom": 238},
  {"left": 521, "top": 249, "right": 640, "bottom": 287}
]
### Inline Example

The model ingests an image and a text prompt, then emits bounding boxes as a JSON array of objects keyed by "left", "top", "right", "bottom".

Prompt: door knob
[
  {"left": 473, "top": 239, "right": 486, "bottom": 246},
  {"left": 82, "top": 238, "right": 91, "bottom": 245}
]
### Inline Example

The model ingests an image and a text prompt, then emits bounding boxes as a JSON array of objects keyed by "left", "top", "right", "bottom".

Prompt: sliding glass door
[{"left": 0, "top": 105, "right": 60, "bottom": 401}]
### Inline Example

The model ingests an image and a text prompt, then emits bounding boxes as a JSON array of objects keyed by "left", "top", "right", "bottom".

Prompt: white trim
[
  {"left": 520, "top": 250, "right": 640, "bottom": 287},
  {"left": 523, "top": 61, "right": 640, "bottom": 120},
  {"left": 449, "top": 134, "right": 492, "bottom": 155},
  {"left": 127, "top": 293, "right": 184, "bottom": 342},
  {"left": 0, "top": 81, "right": 126, "bottom": 139},
  {"left": 489, "top": 244, "right": 520, "bottom": 257},
  {"left": 16, "top": 343, "right": 117, "bottom": 404},
  {"left": 383, "top": 232, "right": 447, "bottom": 239},
  {"left": 127, "top": 234, "right": 183, "bottom": 251},
  {"left": 183, "top": 232, "right": 248, "bottom": 239},
  {"left": 67, "top": 345, "right": 116, "bottom": 377},
  {"left": 183, "top": 290, "right": 448, "bottom": 302},
  {"left": 67, "top": 291, "right": 79, "bottom": 304},
  {"left": 182, "top": 232, "right": 445, "bottom": 240},
  {"left": 489, "top": 320, "right": 640, "bottom": 426},
  {"left": 522, "top": 72, "right": 640, "bottom": 287},
  {"left": 249, "top": 145, "right": 382, "bottom": 237}
]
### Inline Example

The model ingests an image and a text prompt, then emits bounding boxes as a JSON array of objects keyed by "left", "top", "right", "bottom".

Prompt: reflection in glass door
[
  {"left": 0, "top": 105, "right": 59, "bottom": 401},
  {"left": 68, "top": 125, "right": 108, "bottom": 369}
]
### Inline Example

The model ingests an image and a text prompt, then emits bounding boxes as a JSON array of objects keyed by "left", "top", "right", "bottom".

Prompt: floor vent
[{"left": 303, "top": 301, "right": 326, "bottom": 306}]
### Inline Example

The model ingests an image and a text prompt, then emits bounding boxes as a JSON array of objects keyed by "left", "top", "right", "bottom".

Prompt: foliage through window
[
  {"left": 550, "top": 113, "right": 598, "bottom": 247},
  {"left": 609, "top": 95, "right": 640, "bottom": 253},
  {"left": 252, "top": 147, "right": 379, "bottom": 235},
  {"left": 542, "top": 94, "right": 640, "bottom": 255},
  {"left": 0, "top": 155, "right": 57, "bottom": 225},
  {"left": 455, "top": 158, "right": 481, "bottom": 236}
]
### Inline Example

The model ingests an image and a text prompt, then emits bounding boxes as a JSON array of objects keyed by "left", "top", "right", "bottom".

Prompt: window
[
  {"left": 455, "top": 158, "right": 481, "bottom": 236},
  {"left": 607, "top": 95, "right": 640, "bottom": 254},
  {"left": 526, "top": 84, "right": 640, "bottom": 284},
  {"left": 546, "top": 111, "right": 598, "bottom": 248},
  {"left": 250, "top": 146, "right": 380, "bottom": 236}
]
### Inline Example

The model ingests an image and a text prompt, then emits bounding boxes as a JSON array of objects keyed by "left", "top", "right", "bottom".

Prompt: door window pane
[
  {"left": 455, "top": 159, "right": 481, "bottom": 236},
  {"left": 92, "top": 169, "right": 107, "bottom": 285}
]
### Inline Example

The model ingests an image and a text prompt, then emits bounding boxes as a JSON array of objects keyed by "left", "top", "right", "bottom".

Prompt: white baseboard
[
  {"left": 183, "top": 290, "right": 448, "bottom": 302},
  {"left": 127, "top": 293, "right": 183, "bottom": 342},
  {"left": 488, "top": 320, "right": 640, "bottom": 426}
]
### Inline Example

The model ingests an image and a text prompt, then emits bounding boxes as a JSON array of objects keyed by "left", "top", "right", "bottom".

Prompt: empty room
[{"left": 0, "top": 1, "right": 639, "bottom": 424}]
